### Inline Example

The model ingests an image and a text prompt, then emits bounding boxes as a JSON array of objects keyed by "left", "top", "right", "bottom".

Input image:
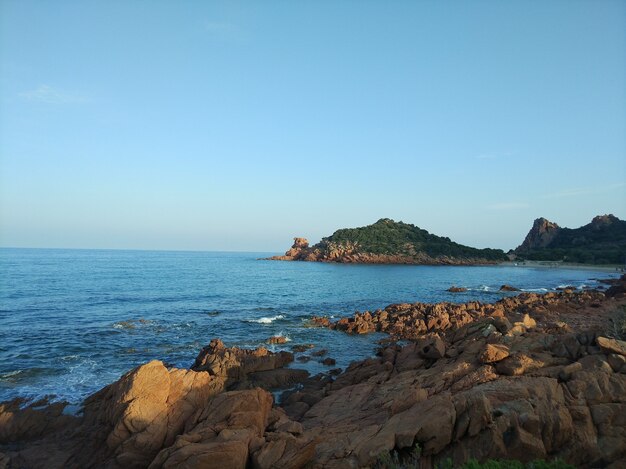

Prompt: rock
[
  {"left": 291, "top": 344, "right": 314, "bottom": 353},
  {"left": 495, "top": 354, "right": 541, "bottom": 376},
  {"left": 148, "top": 388, "right": 273, "bottom": 469},
  {"left": 515, "top": 217, "right": 561, "bottom": 252},
  {"left": 500, "top": 285, "right": 521, "bottom": 292},
  {"left": 321, "top": 358, "right": 336, "bottom": 366},
  {"left": 607, "top": 354, "right": 626, "bottom": 373},
  {"left": 597, "top": 337, "right": 626, "bottom": 357},
  {"left": 191, "top": 339, "right": 294, "bottom": 380},
  {"left": 521, "top": 313, "right": 537, "bottom": 328},
  {"left": 267, "top": 335, "right": 288, "bottom": 345},
  {"left": 448, "top": 286, "right": 468, "bottom": 292},
  {"left": 0, "top": 398, "right": 75, "bottom": 444},
  {"left": 479, "top": 344, "right": 510, "bottom": 363},
  {"left": 419, "top": 337, "right": 446, "bottom": 359}
]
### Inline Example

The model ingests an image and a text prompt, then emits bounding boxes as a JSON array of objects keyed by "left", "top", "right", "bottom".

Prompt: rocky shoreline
[
  {"left": 266, "top": 238, "right": 501, "bottom": 265},
  {"left": 1, "top": 276, "right": 626, "bottom": 468}
]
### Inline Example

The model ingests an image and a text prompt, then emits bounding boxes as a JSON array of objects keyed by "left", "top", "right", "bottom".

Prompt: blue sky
[{"left": 1, "top": 1, "right": 624, "bottom": 252}]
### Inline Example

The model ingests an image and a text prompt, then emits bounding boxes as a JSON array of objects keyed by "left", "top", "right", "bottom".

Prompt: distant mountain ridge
[
  {"left": 514, "top": 214, "right": 626, "bottom": 264},
  {"left": 269, "top": 218, "right": 507, "bottom": 265}
]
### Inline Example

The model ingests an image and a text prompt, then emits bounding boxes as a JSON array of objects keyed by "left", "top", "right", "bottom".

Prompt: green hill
[{"left": 315, "top": 218, "right": 507, "bottom": 262}]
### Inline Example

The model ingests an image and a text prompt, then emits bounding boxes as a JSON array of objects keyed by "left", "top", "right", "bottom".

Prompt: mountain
[
  {"left": 269, "top": 218, "right": 507, "bottom": 265},
  {"left": 514, "top": 214, "right": 626, "bottom": 264}
]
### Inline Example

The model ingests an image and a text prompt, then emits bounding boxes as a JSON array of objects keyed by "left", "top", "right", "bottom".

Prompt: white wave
[
  {"left": 0, "top": 370, "right": 22, "bottom": 379},
  {"left": 521, "top": 288, "right": 548, "bottom": 292},
  {"left": 247, "top": 314, "right": 285, "bottom": 324}
]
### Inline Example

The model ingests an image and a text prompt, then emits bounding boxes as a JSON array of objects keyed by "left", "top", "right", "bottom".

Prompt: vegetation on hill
[
  {"left": 515, "top": 215, "right": 626, "bottom": 264},
  {"left": 316, "top": 218, "right": 507, "bottom": 261}
]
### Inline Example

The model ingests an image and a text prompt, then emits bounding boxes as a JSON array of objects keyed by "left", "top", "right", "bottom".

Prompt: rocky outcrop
[
  {"left": 310, "top": 288, "right": 610, "bottom": 341},
  {"left": 191, "top": 339, "right": 307, "bottom": 391},
  {"left": 514, "top": 214, "right": 626, "bottom": 264},
  {"left": 2, "top": 277, "right": 626, "bottom": 468},
  {"left": 0, "top": 343, "right": 302, "bottom": 469},
  {"left": 516, "top": 217, "right": 561, "bottom": 252}
]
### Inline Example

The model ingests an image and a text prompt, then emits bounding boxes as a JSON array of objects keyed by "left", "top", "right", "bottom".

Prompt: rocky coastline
[
  {"left": 267, "top": 237, "right": 501, "bottom": 266},
  {"left": 2, "top": 276, "right": 626, "bottom": 468}
]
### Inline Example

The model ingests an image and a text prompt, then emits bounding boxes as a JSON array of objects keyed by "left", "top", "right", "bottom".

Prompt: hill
[
  {"left": 514, "top": 214, "right": 626, "bottom": 264},
  {"left": 269, "top": 218, "right": 507, "bottom": 265}
]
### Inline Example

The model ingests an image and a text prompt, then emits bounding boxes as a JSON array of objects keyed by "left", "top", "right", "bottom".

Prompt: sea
[{"left": 0, "top": 248, "right": 620, "bottom": 405}]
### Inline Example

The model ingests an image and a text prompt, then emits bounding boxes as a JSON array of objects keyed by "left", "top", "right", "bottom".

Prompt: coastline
[{"left": 2, "top": 276, "right": 626, "bottom": 468}]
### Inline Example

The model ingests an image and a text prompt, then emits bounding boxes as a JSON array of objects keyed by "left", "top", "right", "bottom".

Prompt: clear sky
[{"left": 1, "top": 1, "right": 625, "bottom": 252}]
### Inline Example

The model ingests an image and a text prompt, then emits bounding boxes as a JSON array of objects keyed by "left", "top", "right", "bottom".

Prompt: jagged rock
[
  {"left": 500, "top": 285, "right": 521, "bottom": 292},
  {"left": 448, "top": 286, "right": 468, "bottom": 292},
  {"left": 516, "top": 217, "right": 561, "bottom": 252},
  {"left": 191, "top": 339, "right": 293, "bottom": 380}
]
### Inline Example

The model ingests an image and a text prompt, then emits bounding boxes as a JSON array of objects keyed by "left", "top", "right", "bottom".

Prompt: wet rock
[
  {"left": 448, "top": 286, "right": 467, "bottom": 292},
  {"left": 267, "top": 335, "right": 288, "bottom": 345},
  {"left": 500, "top": 285, "right": 521, "bottom": 292}
]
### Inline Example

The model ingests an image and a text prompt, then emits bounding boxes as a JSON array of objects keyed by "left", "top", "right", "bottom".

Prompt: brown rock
[
  {"left": 149, "top": 388, "right": 273, "bottom": 469},
  {"left": 191, "top": 339, "right": 294, "bottom": 380},
  {"left": 447, "top": 286, "right": 468, "bottom": 292},
  {"left": 419, "top": 337, "right": 446, "bottom": 359},
  {"left": 500, "top": 285, "right": 521, "bottom": 292},
  {"left": 479, "top": 344, "right": 510, "bottom": 364},
  {"left": 597, "top": 337, "right": 626, "bottom": 357},
  {"left": 267, "top": 335, "right": 288, "bottom": 345}
]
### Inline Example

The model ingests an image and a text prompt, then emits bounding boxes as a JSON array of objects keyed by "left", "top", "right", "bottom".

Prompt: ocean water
[{"left": 0, "top": 248, "right": 619, "bottom": 405}]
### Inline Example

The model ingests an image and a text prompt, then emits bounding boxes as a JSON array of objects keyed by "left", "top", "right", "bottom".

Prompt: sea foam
[{"left": 247, "top": 314, "right": 285, "bottom": 324}]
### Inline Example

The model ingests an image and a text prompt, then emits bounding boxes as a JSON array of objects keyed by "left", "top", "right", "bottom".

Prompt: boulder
[{"left": 479, "top": 344, "right": 510, "bottom": 364}]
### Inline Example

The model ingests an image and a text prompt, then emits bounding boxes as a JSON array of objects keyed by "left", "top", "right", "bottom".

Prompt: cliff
[
  {"left": 515, "top": 214, "right": 626, "bottom": 264},
  {"left": 269, "top": 218, "right": 507, "bottom": 265}
]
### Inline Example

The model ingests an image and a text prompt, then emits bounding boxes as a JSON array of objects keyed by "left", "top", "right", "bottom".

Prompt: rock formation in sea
[
  {"left": 2, "top": 275, "right": 626, "bottom": 468},
  {"left": 514, "top": 214, "right": 626, "bottom": 264},
  {"left": 268, "top": 218, "right": 507, "bottom": 265}
]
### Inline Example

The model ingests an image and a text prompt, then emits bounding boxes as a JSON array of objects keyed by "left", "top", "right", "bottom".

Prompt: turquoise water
[{"left": 0, "top": 248, "right": 618, "bottom": 404}]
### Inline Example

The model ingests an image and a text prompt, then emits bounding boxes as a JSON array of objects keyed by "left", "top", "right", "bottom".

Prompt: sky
[{"left": 1, "top": 1, "right": 625, "bottom": 252}]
